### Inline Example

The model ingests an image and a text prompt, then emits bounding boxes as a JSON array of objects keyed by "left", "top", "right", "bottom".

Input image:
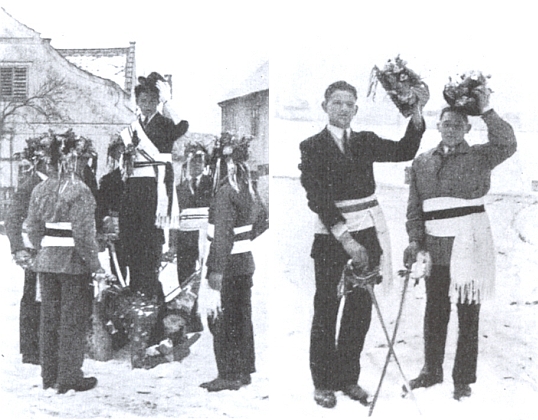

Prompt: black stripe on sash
[
  {"left": 133, "top": 161, "right": 167, "bottom": 168},
  {"left": 423, "top": 205, "right": 485, "bottom": 221},
  {"left": 234, "top": 231, "right": 252, "bottom": 242},
  {"left": 338, "top": 199, "right": 379, "bottom": 213},
  {"left": 44, "top": 228, "right": 73, "bottom": 238}
]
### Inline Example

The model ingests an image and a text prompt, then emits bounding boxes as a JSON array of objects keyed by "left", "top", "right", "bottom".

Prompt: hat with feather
[{"left": 209, "top": 133, "right": 254, "bottom": 195}]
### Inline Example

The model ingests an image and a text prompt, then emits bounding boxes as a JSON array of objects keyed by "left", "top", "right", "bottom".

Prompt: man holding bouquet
[
  {"left": 299, "top": 80, "right": 426, "bottom": 408},
  {"left": 404, "top": 84, "right": 517, "bottom": 400}
]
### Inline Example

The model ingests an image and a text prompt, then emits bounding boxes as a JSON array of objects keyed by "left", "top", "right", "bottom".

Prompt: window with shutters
[{"left": 0, "top": 67, "right": 28, "bottom": 101}]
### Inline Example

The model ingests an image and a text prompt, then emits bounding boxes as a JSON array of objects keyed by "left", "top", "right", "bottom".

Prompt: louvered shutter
[{"left": 0, "top": 67, "right": 28, "bottom": 100}]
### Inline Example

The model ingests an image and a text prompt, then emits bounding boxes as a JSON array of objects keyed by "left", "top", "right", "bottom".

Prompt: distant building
[
  {"left": 0, "top": 7, "right": 136, "bottom": 195},
  {"left": 218, "top": 61, "right": 268, "bottom": 204}
]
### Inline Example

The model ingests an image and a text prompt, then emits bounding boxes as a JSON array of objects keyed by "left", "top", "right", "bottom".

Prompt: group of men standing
[
  {"left": 4, "top": 71, "right": 261, "bottom": 395},
  {"left": 299, "top": 79, "right": 516, "bottom": 408},
  {"left": 3, "top": 68, "right": 518, "bottom": 407}
]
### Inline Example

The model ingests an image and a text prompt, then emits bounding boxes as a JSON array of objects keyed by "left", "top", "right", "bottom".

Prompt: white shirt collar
[
  {"left": 327, "top": 125, "right": 351, "bottom": 152},
  {"left": 141, "top": 111, "right": 158, "bottom": 125}
]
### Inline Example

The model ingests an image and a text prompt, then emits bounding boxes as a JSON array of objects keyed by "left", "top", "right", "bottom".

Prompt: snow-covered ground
[
  {"left": 1, "top": 176, "right": 537, "bottom": 419},
  {"left": 270, "top": 177, "right": 538, "bottom": 420},
  {"left": 1, "top": 115, "right": 538, "bottom": 419},
  {"left": 0, "top": 232, "right": 271, "bottom": 420}
]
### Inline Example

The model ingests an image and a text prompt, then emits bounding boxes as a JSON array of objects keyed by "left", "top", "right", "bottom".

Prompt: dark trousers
[
  {"left": 421, "top": 265, "right": 480, "bottom": 385},
  {"left": 208, "top": 274, "right": 255, "bottom": 380},
  {"left": 119, "top": 177, "right": 164, "bottom": 300},
  {"left": 310, "top": 231, "right": 381, "bottom": 390},
  {"left": 176, "top": 230, "right": 199, "bottom": 285},
  {"left": 20, "top": 269, "right": 40, "bottom": 359},
  {"left": 39, "top": 272, "right": 92, "bottom": 386}
]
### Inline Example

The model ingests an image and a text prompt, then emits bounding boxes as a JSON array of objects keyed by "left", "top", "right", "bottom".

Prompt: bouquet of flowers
[
  {"left": 368, "top": 56, "right": 429, "bottom": 117},
  {"left": 443, "top": 71, "right": 491, "bottom": 116}
]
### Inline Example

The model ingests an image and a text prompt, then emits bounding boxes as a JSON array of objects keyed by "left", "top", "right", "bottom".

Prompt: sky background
[
  {"left": 1, "top": 0, "right": 270, "bottom": 134},
  {"left": 2, "top": 1, "right": 536, "bottom": 130}
]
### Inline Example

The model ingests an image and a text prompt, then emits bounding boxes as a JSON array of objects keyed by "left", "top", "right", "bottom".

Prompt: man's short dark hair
[
  {"left": 440, "top": 106, "right": 469, "bottom": 123},
  {"left": 324, "top": 81, "right": 357, "bottom": 101}
]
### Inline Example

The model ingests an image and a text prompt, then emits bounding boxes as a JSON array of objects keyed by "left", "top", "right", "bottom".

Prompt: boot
[
  {"left": 199, "top": 377, "right": 242, "bottom": 392},
  {"left": 314, "top": 389, "right": 337, "bottom": 408},
  {"left": 453, "top": 383, "right": 471, "bottom": 400},
  {"left": 57, "top": 377, "right": 98, "bottom": 394}
]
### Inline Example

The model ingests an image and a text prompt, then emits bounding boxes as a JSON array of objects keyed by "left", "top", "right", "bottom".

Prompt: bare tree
[{"left": 0, "top": 77, "right": 69, "bottom": 137}]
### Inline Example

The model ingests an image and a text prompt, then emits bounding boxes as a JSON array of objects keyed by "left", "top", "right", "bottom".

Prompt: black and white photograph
[{"left": 0, "top": 1, "right": 536, "bottom": 419}]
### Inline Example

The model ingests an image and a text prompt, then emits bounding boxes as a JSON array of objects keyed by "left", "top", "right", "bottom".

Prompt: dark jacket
[
  {"left": 177, "top": 174, "right": 212, "bottom": 211},
  {"left": 142, "top": 113, "right": 189, "bottom": 153},
  {"left": 5, "top": 172, "right": 44, "bottom": 254},
  {"left": 206, "top": 183, "right": 255, "bottom": 277},
  {"left": 299, "top": 120, "right": 425, "bottom": 231},
  {"left": 25, "top": 175, "right": 102, "bottom": 275},
  {"left": 406, "top": 109, "right": 517, "bottom": 265},
  {"left": 96, "top": 168, "right": 124, "bottom": 222}
]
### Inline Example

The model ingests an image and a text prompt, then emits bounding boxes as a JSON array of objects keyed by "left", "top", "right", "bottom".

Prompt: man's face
[
  {"left": 189, "top": 154, "right": 205, "bottom": 177},
  {"left": 136, "top": 91, "right": 159, "bottom": 118},
  {"left": 437, "top": 111, "right": 471, "bottom": 148},
  {"left": 322, "top": 90, "right": 358, "bottom": 129}
]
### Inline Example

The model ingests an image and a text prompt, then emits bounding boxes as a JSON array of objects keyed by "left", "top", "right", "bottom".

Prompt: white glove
[
  {"left": 156, "top": 80, "right": 172, "bottom": 103},
  {"left": 410, "top": 250, "right": 432, "bottom": 281},
  {"left": 205, "top": 288, "right": 222, "bottom": 319}
]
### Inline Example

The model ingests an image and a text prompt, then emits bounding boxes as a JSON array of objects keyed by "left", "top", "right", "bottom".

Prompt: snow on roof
[
  {"left": 56, "top": 45, "right": 135, "bottom": 92},
  {"left": 219, "top": 61, "right": 268, "bottom": 104}
]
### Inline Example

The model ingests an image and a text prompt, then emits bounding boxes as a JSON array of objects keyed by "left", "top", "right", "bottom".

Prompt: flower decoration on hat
[
  {"left": 13, "top": 133, "right": 53, "bottom": 169},
  {"left": 443, "top": 71, "right": 492, "bottom": 116},
  {"left": 209, "top": 133, "right": 254, "bottom": 194}
]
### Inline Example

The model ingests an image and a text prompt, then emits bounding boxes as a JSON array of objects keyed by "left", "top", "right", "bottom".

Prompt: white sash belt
[
  {"left": 315, "top": 195, "right": 392, "bottom": 287},
  {"left": 424, "top": 197, "right": 495, "bottom": 303},
  {"left": 41, "top": 222, "right": 75, "bottom": 247},
  {"left": 207, "top": 224, "right": 253, "bottom": 254},
  {"left": 179, "top": 207, "right": 209, "bottom": 231},
  {"left": 121, "top": 120, "right": 180, "bottom": 229}
]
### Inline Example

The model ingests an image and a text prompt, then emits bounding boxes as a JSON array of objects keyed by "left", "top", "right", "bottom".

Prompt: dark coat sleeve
[
  {"left": 4, "top": 175, "right": 41, "bottom": 254},
  {"left": 369, "top": 118, "right": 425, "bottom": 162},
  {"left": 207, "top": 189, "right": 235, "bottom": 274},
  {"left": 299, "top": 138, "right": 346, "bottom": 230},
  {"left": 71, "top": 186, "right": 102, "bottom": 273}
]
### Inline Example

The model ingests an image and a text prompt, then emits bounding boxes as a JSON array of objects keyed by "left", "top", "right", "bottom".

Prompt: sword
[
  {"left": 368, "top": 269, "right": 411, "bottom": 416},
  {"left": 366, "top": 282, "right": 421, "bottom": 415}
]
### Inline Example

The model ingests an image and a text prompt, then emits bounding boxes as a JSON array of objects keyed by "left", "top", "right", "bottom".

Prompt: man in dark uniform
[
  {"left": 119, "top": 72, "right": 188, "bottom": 302},
  {"left": 96, "top": 137, "right": 126, "bottom": 280},
  {"left": 299, "top": 80, "right": 426, "bottom": 408},
  {"left": 25, "top": 135, "right": 107, "bottom": 393},
  {"left": 168, "top": 144, "right": 212, "bottom": 284},
  {"left": 5, "top": 138, "right": 50, "bottom": 365},
  {"left": 200, "top": 135, "right": 257, "bottom": 392}
]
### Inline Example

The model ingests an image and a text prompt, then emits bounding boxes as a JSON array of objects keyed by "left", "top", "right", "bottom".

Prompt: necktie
[{"left": 343, "top": 130, "right": 350, "bottom": 155}]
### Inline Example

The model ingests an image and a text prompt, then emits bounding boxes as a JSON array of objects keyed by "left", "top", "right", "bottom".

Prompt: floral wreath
[
  {"left": 368, "top": 55, "right": 429, "bottom": 117},
  {"left": 443, "top": 71, "right": 492, "bottom": 116},
  {"left": 209, "top": 133, "right": 254, "bottom": 195},
  {"left": 14, "top": 129, "right": 96, "bottom": 174}
]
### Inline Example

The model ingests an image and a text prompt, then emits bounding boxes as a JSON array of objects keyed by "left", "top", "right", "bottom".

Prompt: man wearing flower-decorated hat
[
  {"left": 299, "top": 80, "right": 427, "bottom": 408},
  {"left": 199, "top": 134, "right": 258, "bottom": 392},
  {"left": 5, "top": 135, "right": 54, "bottom": 365},
  {"left": 404, "top": 78, "right": 517, "bottom": 400},
  {"left": 24, "top": 132, "right": 108, "bottom": 393}
]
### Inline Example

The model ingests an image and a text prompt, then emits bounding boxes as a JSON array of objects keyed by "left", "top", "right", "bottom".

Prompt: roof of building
[
  {"left": 56, "top": 44, "right": 136, "bottom": 93},
  {"left": 219, "top": 61, "right": 268, "bottom": 104}
]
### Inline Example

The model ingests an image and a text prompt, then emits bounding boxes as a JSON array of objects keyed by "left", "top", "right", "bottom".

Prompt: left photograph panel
[{"left": 0, "top": 2, "right": 270, "bottom": 418}]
